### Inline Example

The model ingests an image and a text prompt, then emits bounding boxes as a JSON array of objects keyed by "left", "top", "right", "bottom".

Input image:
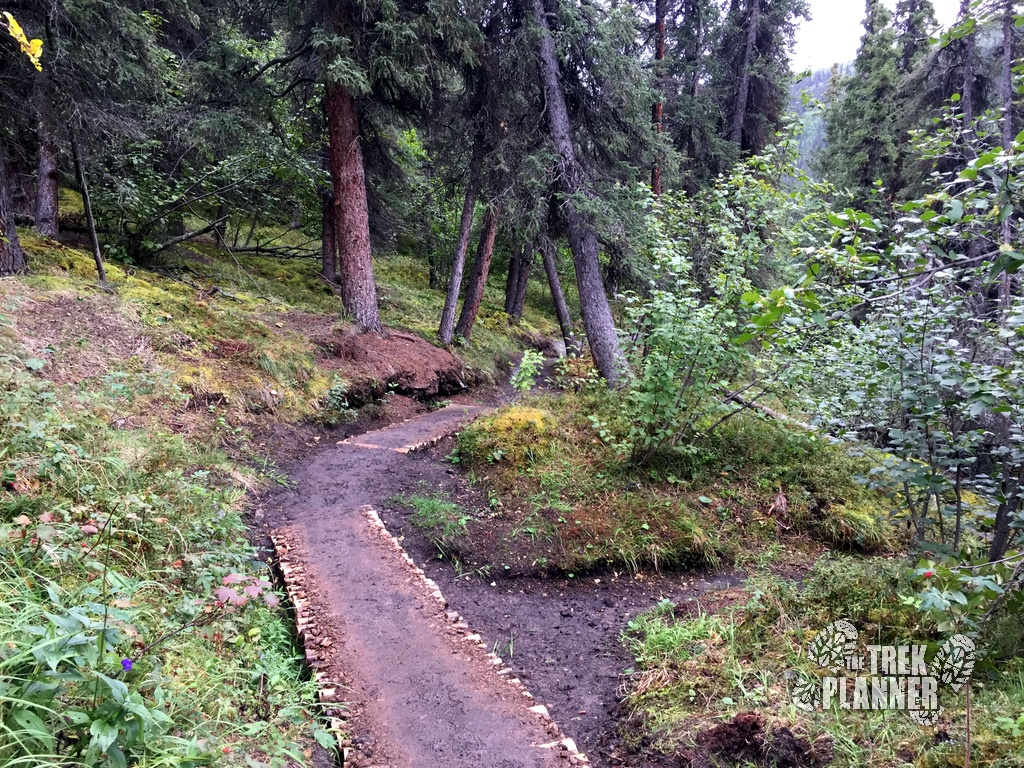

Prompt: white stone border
[
  {"left": 271, "top": 506, "right": 590, "bottom": 766},
  {"left": 358, "top": 505, "right": 589, "bottom": 765},
  {"left": 271, "top": 530, "right": 349, "bottom": 759}
]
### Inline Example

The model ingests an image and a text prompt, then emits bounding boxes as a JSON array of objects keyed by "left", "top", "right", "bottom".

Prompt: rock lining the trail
[{"left": 272, "top": 508, "right": 589, "bottom": 766}]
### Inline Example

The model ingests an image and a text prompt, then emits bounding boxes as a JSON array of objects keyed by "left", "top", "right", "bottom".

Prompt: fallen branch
[
  {"left": 727, "top": 393, "right": 818, "bottom": 433},
  {"left": 231, "top": 245, "right": 318, "bottom": 259},
  {"left": 150, "top": 217, "right": 227, "bottom": 256}
]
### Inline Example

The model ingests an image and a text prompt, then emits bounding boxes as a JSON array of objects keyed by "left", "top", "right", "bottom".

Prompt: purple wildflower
[{"left": 121, "top": 658, "right": 133, "bottom": 672}]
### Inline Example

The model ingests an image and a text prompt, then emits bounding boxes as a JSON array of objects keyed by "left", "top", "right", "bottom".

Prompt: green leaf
[
  {"left": 106, "top": 743, "right": 128, "bottom": 768},
  {"left": 947, "top": 199, "right": 964, "bottom": 222},
  {"left": 10, "top": 708, "right": 54, "bottom": 749},
  {"left": 314, "top": 728, "right": 337, "bottom": 750},
  {"left": 698, "top": 496, "right": 713, "bottom": 505},
  {"left": 24, "top": 358, "right": 46, "bottom": 371},
  {"left": 90, "top": 719, "right": 119, "bottom": 753},
  {"left": 96, "top": 672, "right": 128, "bottom": 705}
]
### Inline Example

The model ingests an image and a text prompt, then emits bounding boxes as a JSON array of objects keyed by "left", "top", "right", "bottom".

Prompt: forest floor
[{"left": 5, "top": 234, "right": 1022, "bottom": 768}]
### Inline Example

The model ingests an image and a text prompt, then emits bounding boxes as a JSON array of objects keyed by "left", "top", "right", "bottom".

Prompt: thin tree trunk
[
  {"left": 541, "top": 236, "right": 578, "bottom": 355},
  {"left": 531, "top": 0, "right": 624, "bottom": 384},
  {"left": 0, "top": 146, "right": 27, "bottom": 276},
  {"left": 327, "top": 80, "right": 382, "bottom": 333},
  {"left": 651, "top": 0, "right": 666, "bottom": 195},
  {"left": 505, "top": 246, "right": 523, "bottom": 315},
  {"left": 511, "top": 244, "right": 533, "bottom": 320},
  {"left": 999, "top": 0, "right": 1014, "bottom": 308},
  {"left": 439, "top": 137, "right": 485, "bottom": 345},
  {"left": 70, "top": 131, "right": 107, "bottom": 283},
  {"left": 454, "top": 203, "right": 501, "bottom": 342},
  {"left": 729, "top": 0, "right": 760, "bottom": 148},
  {"left": 321, "top": 188, "right": 337, "bottom": 283},
  {"left": 988, "top": 465, "right": 1024, "bottom": 561},
  {"left": 214, "top": 201, "right": 228, "bottom": 247},
  {"left": 34, "top": 83, "right": 60, "bottom": 239}
]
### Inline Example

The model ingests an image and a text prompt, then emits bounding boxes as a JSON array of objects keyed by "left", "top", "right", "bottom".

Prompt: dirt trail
[{"left": 269, "top": 406, "right": 570, "bottom": 768}]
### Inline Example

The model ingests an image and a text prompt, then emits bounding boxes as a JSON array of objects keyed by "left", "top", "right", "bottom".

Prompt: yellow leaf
[
  {"left": 3, "top": 12, "right": 43, "bottom": 71},
  {"left": 2, "top": 12, "right": 26, "bottom": 45}
]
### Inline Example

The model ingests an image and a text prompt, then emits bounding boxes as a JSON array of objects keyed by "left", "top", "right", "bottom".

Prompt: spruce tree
[
  {"left": 893, "top": 0, "right": 937, "bottom": 73},
  {"left": 822, "top": 0, "right": 902, "bottom": 204}
]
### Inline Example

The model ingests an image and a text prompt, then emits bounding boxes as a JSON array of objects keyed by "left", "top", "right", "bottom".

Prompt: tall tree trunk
[
  {"left": 531, "top": 0, "right": 624, "bottom": 384},
  {"left": 999, "top": 0, "right": 1015, "bottom": 308},
  {"left": 321, "top": 188, "right": 337, "bottom": 284},
  {"left": 651, "top": 0, "right": 666, "bottom": 195},
  {"left": 455, "top": 203, "right": 501, "bottom": 342},
  {"left": 541, "top": 237, "right": 578, "bottom": 355},
  {"left": 960, "top": 0, "right": 976, "bottom": 136},
  {"left": 327, "top": 81, "right": 382, "bottom": 334},
  {"left": 511, "top": 244, "right": 533, "bottom": 320},
  {"left": 729, "top": 0, "right": 760, "bottom": 148},
  {"left": 439, "top": 137, "right": 485, "bottom": 345},
  {"left": 0, "top": 146, "right": 26, "bottom": 276},
  {"left": 34, "top": 84, "right": 60, "bottom": 239},
  {"left": 70, "top": 131, "right": 107, "bottom": 283}
]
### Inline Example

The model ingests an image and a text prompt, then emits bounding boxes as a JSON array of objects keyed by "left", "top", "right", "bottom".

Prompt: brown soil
[
  {"left": 272, "top": 311, "right": 469, "bottom": 403},
  {"left": 258, "top": 406, "right": 570, "bottom": 768},
  {"left": 683, "top": 712, "right": 832, "bottom": 768}
]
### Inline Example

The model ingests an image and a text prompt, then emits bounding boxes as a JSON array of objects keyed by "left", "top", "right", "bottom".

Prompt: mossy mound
[{"left": 457, "top": 406, "right": 558, "bottom": 467}]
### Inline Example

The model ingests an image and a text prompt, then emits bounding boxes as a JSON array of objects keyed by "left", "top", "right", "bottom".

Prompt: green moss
[{"left": 458, "top": 406, "right": 558, "bottom": 466}]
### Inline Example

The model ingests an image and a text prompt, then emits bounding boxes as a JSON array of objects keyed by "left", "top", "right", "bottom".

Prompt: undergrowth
[
  {"left": 452, "top": 384, "right": 899, "bottom": 576},
  {"left": 0, "top": 348, "right": 333, "bottom": 765},
  {"left": 620, "top": 556, "right": 1024, "bottom": 767}
]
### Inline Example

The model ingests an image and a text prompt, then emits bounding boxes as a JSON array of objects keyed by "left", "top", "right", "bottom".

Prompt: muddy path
[
  {"left": 378, "top": 448, "right": 743, "bottom": 767},
  {"left": 263, "top": 406, "right": 572, "bottom": 768},
  {"left": 260, "top": 405, "right": 742, "bottom": 768}
]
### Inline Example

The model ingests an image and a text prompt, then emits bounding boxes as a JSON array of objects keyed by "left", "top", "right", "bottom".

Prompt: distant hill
[{"left": 789, "top": 64, "right": 852, "bottom": 176}]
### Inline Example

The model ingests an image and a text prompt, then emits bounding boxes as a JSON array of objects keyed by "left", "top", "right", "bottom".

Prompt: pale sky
[{"left": 792, "top": 0, "right": 963, "bottom": 71}]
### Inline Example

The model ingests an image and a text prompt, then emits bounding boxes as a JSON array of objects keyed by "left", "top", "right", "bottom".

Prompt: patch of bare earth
[
  {"left": 1, "top": 286, "right": 153, "bottom": 385},
  {"left": 272, "top": 312, "right": 469, "bottom": 401},
  {"left": 681, "top": 712, "right": 833, "bottom": 768}
]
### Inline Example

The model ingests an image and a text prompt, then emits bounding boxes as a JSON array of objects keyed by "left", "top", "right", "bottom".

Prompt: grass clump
[{"left": 398, "top": 493, "right": 470, "bottom": 550}]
